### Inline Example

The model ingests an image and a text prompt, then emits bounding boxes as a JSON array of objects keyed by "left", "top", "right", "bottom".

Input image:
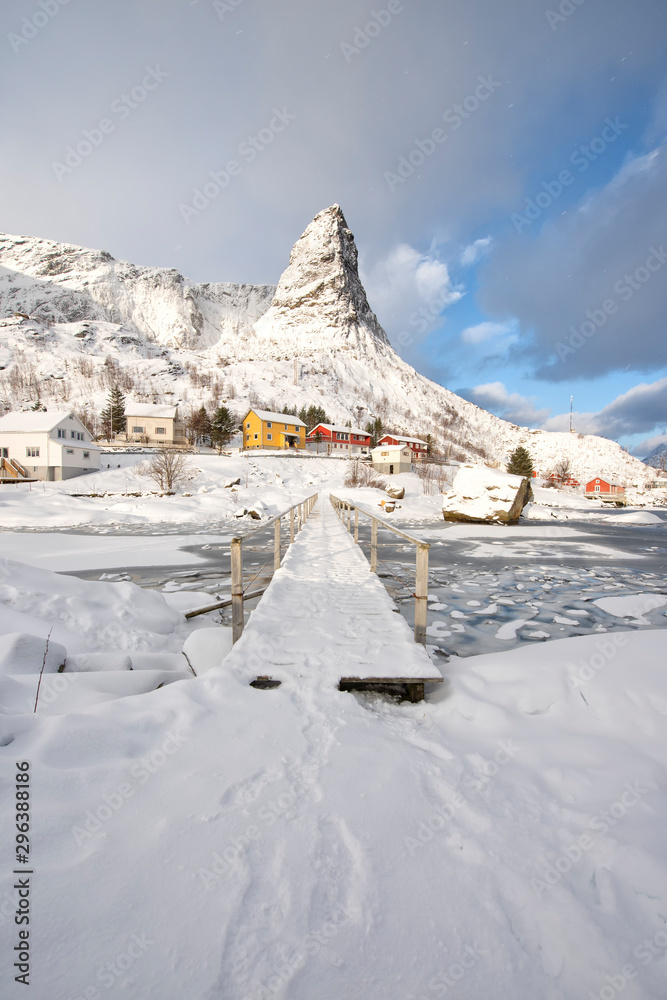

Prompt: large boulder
[
  {"left": 442, "top": 465, "right": 533, "bottom": 524},
  {"left": 385, "top": 485, "right": 405, "bottom": 500}
]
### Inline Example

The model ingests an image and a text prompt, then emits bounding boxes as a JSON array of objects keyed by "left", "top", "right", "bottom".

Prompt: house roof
[
  {"left": 371, "top": 444, "right": 411, "bottom": 455},
  {"left": 247, "top": 409, "right": 307, "bottom": 427},
  {"left": 307, "top": 423, "right": 369, "bottom": 437},
  {"left": 379, "top": 434, "right": 428, "bottom": 446},
  {"left": 0, "top": 410, "right": 73, "bottom": 432},
  {"left": 125, "top": 403, "right": 178, "bottom": 419}
]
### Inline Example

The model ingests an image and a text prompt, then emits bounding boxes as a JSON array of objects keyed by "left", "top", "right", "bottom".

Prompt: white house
[
  {"left": 124, "top": 404, "right": 187, "bottom": 446},
  {"left": 0, "top": 411, "right": 100, "bottom": 481},
  {"left": 371, "top": 444, "right": 412, "bottom": 475}
]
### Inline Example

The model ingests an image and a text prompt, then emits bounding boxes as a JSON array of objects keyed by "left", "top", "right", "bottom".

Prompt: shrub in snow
[{"left": 139, "top": 450, "right": 195, "bottom": 491}]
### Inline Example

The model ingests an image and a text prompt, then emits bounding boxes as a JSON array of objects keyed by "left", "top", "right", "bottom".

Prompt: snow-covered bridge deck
[{"left": 223, "top": 497, "right": 442, "bottom": 700}]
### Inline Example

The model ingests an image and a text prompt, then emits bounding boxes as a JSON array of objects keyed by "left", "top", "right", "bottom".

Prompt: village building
[
  {"left": 306, "top": 423, "right": 371, "bottom": 455},
  {"left": 371, "top": 444, "right": 412, "bottom": 475},
  {"left": 0, "top": 410, "right": 100, "bottom": 482},
  {"left": 242, "top": 409, "right": 306, "bottom": 450},
  {"left": 584, "top": 476, "right": 626, "bottom": 499},
  {"left": 124, "top": 404, "right": 187, "bottom": 446},
  {"left": 377, "top": 433, "right": 428, "bottom": 459}
]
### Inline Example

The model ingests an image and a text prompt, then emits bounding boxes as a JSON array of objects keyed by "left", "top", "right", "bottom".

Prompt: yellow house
[{"left": 242, "top": 409, "right": 307, "bottom": 450}]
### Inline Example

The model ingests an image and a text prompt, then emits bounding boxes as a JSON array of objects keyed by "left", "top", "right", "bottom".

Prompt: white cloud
[
  {"left": 460, "top": 236, "right": 492, "bottom": 266},
  {"left": 461, "top": 381, "right": 550, "bottom": 427},
  {"left": 460, "top": 320, "right": 517, "bottom": 346},
  {"left": 360, "top": 243, "right": 464, "bottom": 345}
]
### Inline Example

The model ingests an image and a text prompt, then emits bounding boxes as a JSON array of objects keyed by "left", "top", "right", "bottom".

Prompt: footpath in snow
[{"left": 225, "top": 497, "right": 442, "bottom": 693}]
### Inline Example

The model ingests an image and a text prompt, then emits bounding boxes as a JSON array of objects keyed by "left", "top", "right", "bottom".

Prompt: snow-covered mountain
[
  {"left": 0, "top": 206, "right": 655, "bottom": 485},
  {"left": 642, "top": 442, "right": 667, "bottom": 470}
]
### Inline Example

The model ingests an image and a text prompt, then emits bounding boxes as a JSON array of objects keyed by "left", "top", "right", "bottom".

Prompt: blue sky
[{"left": 1, "top": 0, "right": 665, "bottom": 456}]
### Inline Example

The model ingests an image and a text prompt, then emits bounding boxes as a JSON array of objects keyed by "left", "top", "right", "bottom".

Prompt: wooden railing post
[
  {"left": 346, "top": 503, "right": 351, "bottom": 532},
  {"left": 290, "top": 507, "right": 295, "bottom": 542},
  {"left": 354, "top": 507, "right": 359, "bottom": 543},
  {"left": 274, "top": 518, "right": 281, "bottom": 571},
  {"left": 414, "top": 544, "right": 428, "bottom": 645},
  {"left": 231, "top": 538, "right": 244, "bottom": 644},
  {"left": 370, "top": 518, "right": 378, "bottom": 573}
]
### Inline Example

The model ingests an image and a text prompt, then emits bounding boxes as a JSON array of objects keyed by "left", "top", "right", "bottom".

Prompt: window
[
  {"left": 77, "top": 432, "right": 83, "bottom": 440},
  {"left": 594, "top": 485, "right": 600, "bottom": 492},
  {"left": 1, "top": 448, "right": 7, "bottom": 457},
  {"left": 83, "top": 451, "right": 90, "bottom": 459},
  {"left": 132, "top": 426, "right": 144, "bottom": 433},
  {"left": 266, "top": 421, "right": 272, "bottom": 428},
  {"left": 267, "top": 433, "right": 272, "bottom": 440},
  {"left": 66, "top": 448, "right": 74, "bottom": 454},
  {"left": 26, "top": 447, "right": 39, "bottom": 458},
  {"left": 284, "top": 424, "right": 288, "bottom": 430},
  {"left": 246, "top": 422, "right": 250, "bottom": 429},
  {"left": 246, "top": 434, "right": 250, "bottom": 441},
  {"left": 254, "top": 433, "right": 258, "bottom": 440},
  {"left": 156, "top": 427, "right": 166, "bottom": 435},
  {"left": 57, "top": 429, "right": 64, "bottom": 438},
  {"left": 293, "top": 426, "right": 298, "bottom": 432},
  {"left": 71, "top": 430, "right": 76, "bottom": 438}
]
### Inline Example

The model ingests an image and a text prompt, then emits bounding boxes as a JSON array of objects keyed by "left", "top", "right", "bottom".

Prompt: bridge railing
[{"left": 329, "top": 493, "right": 430, "bottom": 644}]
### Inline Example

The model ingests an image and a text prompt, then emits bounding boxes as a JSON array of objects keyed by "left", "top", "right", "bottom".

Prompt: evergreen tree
[
  {"left": 507, "top": 445, "right": 534, "bottom": 477},
  {"left": 191, "top": 406, "right": 212, "bottom": 446},
  {"left": 101, "top": 384, "right": 125, "bottom": 438},
  {"left": 210, "top": 406, "right": 236, "bottom": 454},
  {"left": 305, "top": 404, "right": 329, "bottom": 430},
  {"left": 365, "top": 417, "right": 384, "bottom": 446}
]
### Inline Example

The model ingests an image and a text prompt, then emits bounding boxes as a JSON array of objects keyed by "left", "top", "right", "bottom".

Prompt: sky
[{"left": 1, "top": 0, "right": 665, "bottom": 457}]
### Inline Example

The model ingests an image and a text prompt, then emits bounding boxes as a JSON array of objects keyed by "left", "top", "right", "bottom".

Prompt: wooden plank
[
  {"left": 414, "top": 544, "right": 429, "bottom": 645},
  {"left": 184, "top": 588, "right": 266, "bottom": 619},
  {"left": 231, "top": 538, "right": 244, "bottom": 644}
]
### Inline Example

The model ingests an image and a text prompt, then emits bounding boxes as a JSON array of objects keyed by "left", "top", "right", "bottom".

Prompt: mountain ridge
[{"left": 0, "top": 209, "right": 655, "bottom": 486}]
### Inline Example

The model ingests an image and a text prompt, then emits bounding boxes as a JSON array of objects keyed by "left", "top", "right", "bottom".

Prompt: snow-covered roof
[
  {"left": 371, "top": 444, "right": 411, "bottom": 455},
  {"left": 380, "top": 434, "right": 428, "bottom": 446},
  {"left": 0, "top": 410, "right": 72, "bottom": 432},
  {"left": 125, "top": 403, "right": 179, "bottom": 419},
  {"left": 247, "top": 409, "right": 307, "bottom": 427},
  {"left": 307, "top": 423, "right": 369, "bottom": 436}
]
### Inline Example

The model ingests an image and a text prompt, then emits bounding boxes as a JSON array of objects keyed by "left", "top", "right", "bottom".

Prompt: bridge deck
[{"left": 223, "top": 498, "right": 442, "bottom": 700}]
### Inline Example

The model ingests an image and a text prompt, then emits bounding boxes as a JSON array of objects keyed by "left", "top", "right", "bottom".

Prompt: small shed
[{"left": 371, "top": 445, "right": 412, "bottom": 475}]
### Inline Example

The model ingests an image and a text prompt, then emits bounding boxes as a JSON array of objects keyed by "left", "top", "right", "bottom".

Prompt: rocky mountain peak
[{"left": 253, "top": 205, "right": 389, "bottom": 351}]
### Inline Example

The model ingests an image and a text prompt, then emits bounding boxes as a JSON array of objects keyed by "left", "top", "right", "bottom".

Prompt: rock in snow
[{"left": 442, "top": 464, "right": 533, "bottom": 524}]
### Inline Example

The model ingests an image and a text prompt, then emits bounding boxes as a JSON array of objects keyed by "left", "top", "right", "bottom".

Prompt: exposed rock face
[
  {"left": 442, "top": 465, "right": 533, "bottom": 524},
  {"left": 252, "top": 205, "right": 389, "bottom": 355}
]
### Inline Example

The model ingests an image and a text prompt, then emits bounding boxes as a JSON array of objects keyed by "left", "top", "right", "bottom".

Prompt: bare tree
[
  {"left": 553, "top": 457, "right": 572, "bottom": 485},
  {"left": 344, "top": 459, "right": 386, "bottom": 489},
  {"left": 139, "top": 450, "right": 194, "bottom": 491}
]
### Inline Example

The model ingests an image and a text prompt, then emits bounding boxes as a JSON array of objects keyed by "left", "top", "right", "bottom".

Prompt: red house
[
  {"left": 547, "top": 472, "right": 580, "bottom": 487},
  {"left": 306, "top": 423, "right": 371, "bottom": 455},
  {"left": 377, "top": 434, "right": 428, "bottom": 459},
  {"left": 585, "top": 477, "right": 625, "bottom": 497}
]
